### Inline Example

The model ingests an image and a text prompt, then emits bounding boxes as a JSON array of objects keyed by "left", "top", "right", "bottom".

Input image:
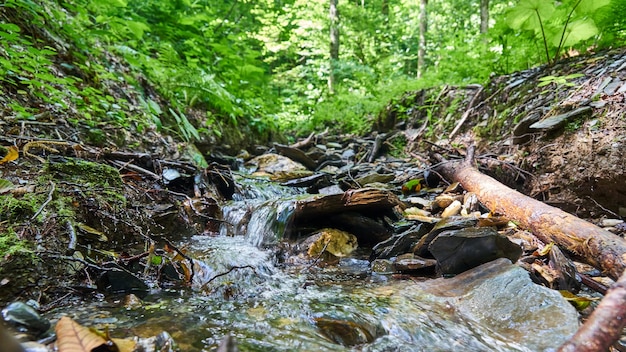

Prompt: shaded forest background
[{"left": 1, "top": 0, "right": 625, "bottom": 146}]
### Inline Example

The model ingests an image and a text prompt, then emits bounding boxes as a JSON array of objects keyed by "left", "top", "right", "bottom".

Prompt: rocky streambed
[
  {"left": 1, "top": 132, "right": 622, "bottom": 351},
  {"left": 2, "top": 47, "right": 625, "bottom": 352}
]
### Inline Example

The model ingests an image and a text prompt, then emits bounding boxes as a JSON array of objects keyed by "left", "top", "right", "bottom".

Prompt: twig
[
  {"left": 44, "top": 254, "right": 107, "bottom": 271},
  {"left": 477, "top": 155, "right": 535, "bottom": 179},
  {"left": 161, "top": 237, "right": 195, "bottom": 284},
  {"left": 449, "top": 86, "right": 484, "bottom": 139},
  {"left": 65, "top": 220, "right": 77, "bottom": 253},
  {"left": 579, "top": 272, "right": 608, "bottom": 295},
  {"left": 585, "top": 196, "right": 620, "bottom": 218},
  {"left": 31, "top": 181, "right": 55, "bottom": 221},
  {"left": 290, "top": 132, "right": 315, "bottom": 149},
  {"left": 200, "top": 265, "right": 255, "bottom": 290},
  {"left": 109, "top": 160, "right": 160, "bottom": 180},
  {"left": 305, "top": 239, "right": 332, "bottom": 271}
]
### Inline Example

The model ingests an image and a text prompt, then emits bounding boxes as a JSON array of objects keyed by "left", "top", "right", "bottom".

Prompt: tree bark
[
  {"left": 329, "top": 0, "right": 340, "bottom": 94},
  {"left": 417, "top": 0, "right": 428, "bottom": 78},
  {"left": 293, "top": 188, "right": 402, "bottom": 221},
  {"left": 559, "top": 267, "right": 626, "bottom": 351},
  {"left": 435, "top": 150, "right": 626, "bottom": 281},
  {"left": 479, "top": 0, "right": 489, "bottom": 34}
]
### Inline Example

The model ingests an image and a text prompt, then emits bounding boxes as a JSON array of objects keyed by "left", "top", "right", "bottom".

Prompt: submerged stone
[
  {"left": 307, "top": 228, "right": 358, "bottom": 259},
  {"left": 419, "top": 258, "right": 579, "bottom": 351},
  {"left": 314, "top": 317, "right": 378, "bottom": 346}
]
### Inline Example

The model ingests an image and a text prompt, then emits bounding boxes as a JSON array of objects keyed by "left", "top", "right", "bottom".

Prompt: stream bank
[{"left": 1, "top": 48, "right": 625, "bottom": 351}]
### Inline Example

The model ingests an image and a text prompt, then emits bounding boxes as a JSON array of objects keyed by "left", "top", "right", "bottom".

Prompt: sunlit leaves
[
  {"left": 576, "top": 0, "right": 610, "bottom": 14},
  {"left": 506, "top": 0, "right": 555, "bottom": 31},
  {"left": 505, "top": 0, "right": 611, "bottom": 64},
  {"left": 558, "top": 19, "right": 598, "bottom": 47}
]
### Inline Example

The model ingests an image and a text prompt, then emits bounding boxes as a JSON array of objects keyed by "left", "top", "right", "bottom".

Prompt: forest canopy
[{"left": 1, "top": 0, "right": 624, "bottom": 141}]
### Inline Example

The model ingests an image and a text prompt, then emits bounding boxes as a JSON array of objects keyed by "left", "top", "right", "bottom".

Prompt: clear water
[{"left": 48, "top": 178, "right": 574, "bottom": 351}]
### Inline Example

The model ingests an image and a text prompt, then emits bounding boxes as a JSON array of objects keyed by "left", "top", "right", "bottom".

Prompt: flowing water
[{"left": 49, "top": 176, "right": 578, "bottom": 351}]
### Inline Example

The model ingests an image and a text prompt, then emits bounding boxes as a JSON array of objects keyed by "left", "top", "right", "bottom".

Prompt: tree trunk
[
  {"left": 417, "top": 0, "right": 427, "bottom": 78},
  {"left": 479, "top": 0, "right": 489, "bottom": 34},
  {"left": 559, "top": 268, "right": 626, "bottom": 351},
  {"left": 435, "top": 150, "right": 626, "bottom": 281},
  {"left": 329, "top": 0, "right": 340, "bottom": 94}
]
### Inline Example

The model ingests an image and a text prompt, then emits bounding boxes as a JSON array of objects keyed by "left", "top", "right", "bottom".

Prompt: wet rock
[
  {"left": 122, "top": 293, "right": 143, "bottom": 309},
  {"left": 371, "top": 223, "right": 432, "bottom": 259},
  {"left": 412, "top": 217, "right": 477, "bottom": 257},
  {"left": 216, "top": 334, "right": 238, "bottom": 352},
  {"left": 394, "top": 253, "right": 437, "bottom": 273},
  {"left": 341, "top": 149, "right": 355, "bottom": 160},
  {"left": 1, "top": 302, "right": 50, "bottom": 335},
  {"left": 134, "top": 331, "right": 177, "bottom": 352},
  {"left": 318, "top": 185, "right": 344, "bottom": 195},
  {"left": 429, "top": 227, "right": 522, "bottom": 275},
  {"left": 355, "top": 172, "right": 395, "bottom": 186},
  {"left": 419, "top": 258, "right": 580, "bottom": 351},
  {"left": 280, "top": 173, "right": 328, "bottom": 188},
  {"left": 328, "top": 212, "right": 392, "bottom": 245},
  {"left": 96, "top": 268, "right": 149, "bottom": 296},
  {"left": 371, "top": 259, "right": 395, "bottom": 274},
  {"left": 306, "top": 228, "right": 358, "bottom": 259},
  {"left": 529, "top": 106, "right": 592, "bottom": 131},
  {"left": 274, "top": 143, "right": 318, "bottom": 170},
  {"left": 246, "top": 153, "right": 307, "bottom": 174},
  {"left": 314, "top": 317, "right": 379, "bottom": 346}
]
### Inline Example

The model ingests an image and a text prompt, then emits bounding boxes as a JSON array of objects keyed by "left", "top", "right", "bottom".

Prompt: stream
[{"left": 47, "top": 175, "right": 579, "bottom": 351}]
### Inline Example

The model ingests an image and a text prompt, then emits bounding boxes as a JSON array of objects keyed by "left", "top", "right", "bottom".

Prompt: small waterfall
[{"left": 220, "top": 176, "right": 302, "bottom": 247}]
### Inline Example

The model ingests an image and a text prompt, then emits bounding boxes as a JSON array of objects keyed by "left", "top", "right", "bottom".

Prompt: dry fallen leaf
[
  {"left": 0, "top": 146, "right": 19, "bottom": 165},
  {"left": 55, "top": 316, "right": 107, "bottom": 352}
]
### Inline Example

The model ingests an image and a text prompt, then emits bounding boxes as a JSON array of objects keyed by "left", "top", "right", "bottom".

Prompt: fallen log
[
  {"left": 293, "top": 188, "right": 402, "bottom": 221},
  {"left": 559, "top": 268, "right": 626, "bottom": 351},
  {"left": 435, "top": 147, "right": 626, "bottom": 280}
]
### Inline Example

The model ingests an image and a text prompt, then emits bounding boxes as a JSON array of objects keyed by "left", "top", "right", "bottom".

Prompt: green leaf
[
  {"left": 125, "top": 20, "right": 150, "bottom": 40},
  {"left": 576, "top": 0, "right": 610, "bottom": 14},
  {"left": 557, "top": 19, "right": 599, "bottom": 47},
  {"left": 506, "top": 0, "right": 556, "bottom": 30},
  {"left": 0, "top": 23, "right": 21, "bottom": 32},
  {"left": 178, "top": 13, "right": 212, "bottom": 26}
]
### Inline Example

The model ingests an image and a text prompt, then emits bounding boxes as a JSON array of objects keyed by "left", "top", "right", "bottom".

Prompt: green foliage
[
  {"left": 505, "top": 0, "right": 611, "bottom": 64},
  {"left": 537, "top": 73, "right": 584, "bottom": 87},
  {"left": 1, "top": 0, "right": 624, "bottom": 141}
]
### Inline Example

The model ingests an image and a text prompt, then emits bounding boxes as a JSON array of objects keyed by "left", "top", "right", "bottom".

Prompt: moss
[
  {"left": 45, "top": 157, "right": 123, "bottom": 188},
  {"left": 0, "top": 229, "right": 34, "bottom": 260},
  {"left": 43, "top": 157, "right": 126, "bottom": 213},
  {"left": 0, "top": 193, "right": 39, "bottom": 223}
]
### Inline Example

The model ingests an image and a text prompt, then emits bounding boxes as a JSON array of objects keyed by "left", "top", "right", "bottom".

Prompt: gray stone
[
  {"left": 429, "top": 227, "right": 522, "bottom": 275},
  {"left": 1, "top": 302, "right": 50, "bottom": 334},
  {"left": 529, "top": 106, "right": 591, "bottom": 131},
  {"left": 419, "top": 259, "right": 580, "bottom": 351}
]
